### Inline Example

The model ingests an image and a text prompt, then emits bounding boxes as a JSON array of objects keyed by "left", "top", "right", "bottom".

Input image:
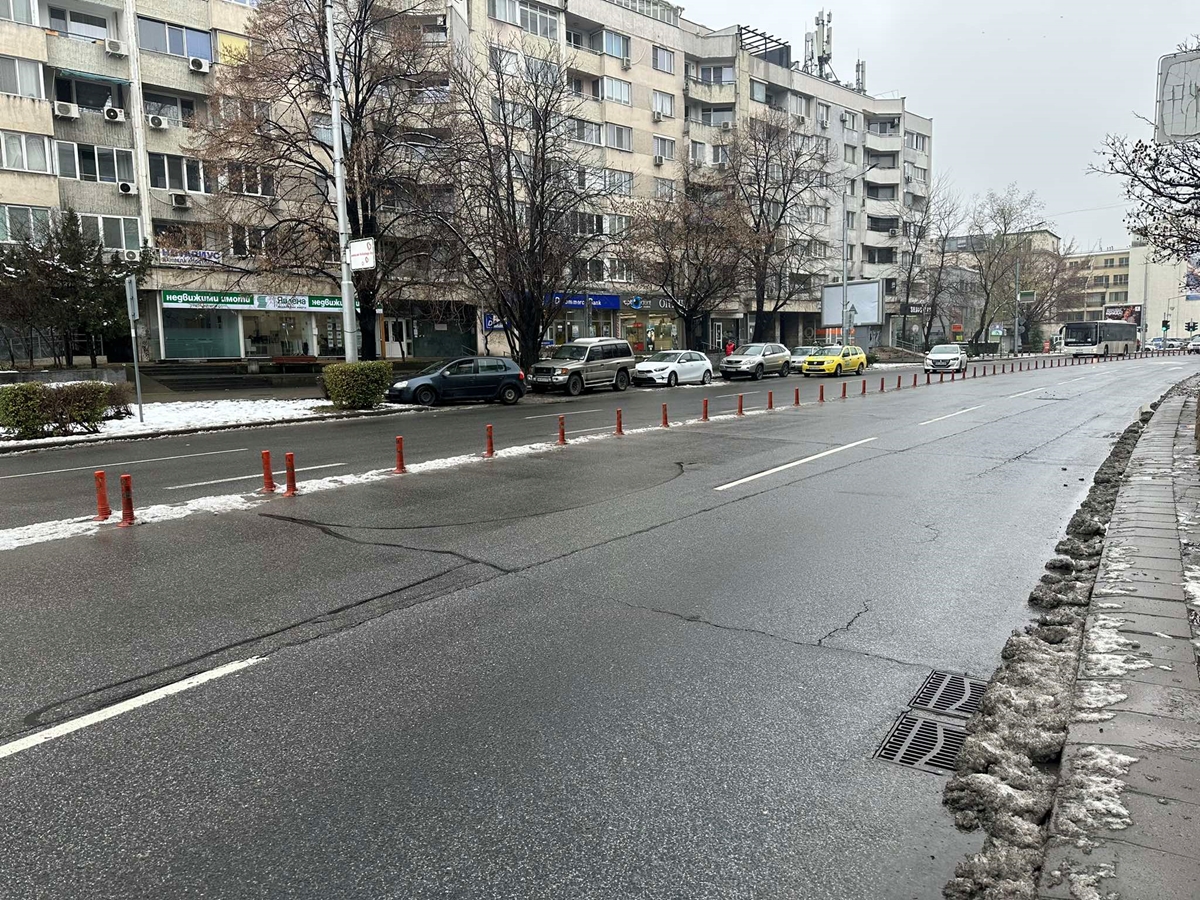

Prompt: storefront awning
[{"left": 54, "top": 68, "right": 130, "bottom": 85}]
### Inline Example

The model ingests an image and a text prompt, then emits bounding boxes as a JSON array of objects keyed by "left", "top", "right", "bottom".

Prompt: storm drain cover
[
  {"left": 910, "top": 671, "right": 987, "bottom": 719},
  {"left": 876, "top": 712, "right": 967, "bottom": 774}
]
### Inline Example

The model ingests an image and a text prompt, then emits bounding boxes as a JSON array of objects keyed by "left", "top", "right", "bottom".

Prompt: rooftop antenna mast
[
  {"left": 804, "top": 10, "right": 837, "bottom": 81},
  {"left": 855, "top": 59, "right": 867, "bottom": 93}
]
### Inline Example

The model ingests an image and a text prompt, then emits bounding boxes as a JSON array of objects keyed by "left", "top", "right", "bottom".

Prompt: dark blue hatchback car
[{"left": 386, "top": 357, "right": 526, "bottom": 406}]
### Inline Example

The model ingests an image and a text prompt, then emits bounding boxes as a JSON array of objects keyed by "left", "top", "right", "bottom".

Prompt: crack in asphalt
[
  {"left": 816, "top": 600, "right": 873, "bottom": 646},
  {"left": 976, "top": 412, "right": 1105, "bottom": 475},
  {"left": 918, "top": 523, "right": 941, "bottom": 544}
]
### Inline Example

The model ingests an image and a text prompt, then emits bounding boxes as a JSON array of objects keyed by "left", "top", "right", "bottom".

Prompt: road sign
[
  {"left": 348, "top": 238, "right": 376, "bottom": 271},
  {"left": 124, "top": 275, "right": 139, "bottom": 321},
  {"left": 990, "top": 326, "right": 1004, "bottom": 337},
  {"left": 1156, "top": 48, "right": 1200, "bottom": 144}
]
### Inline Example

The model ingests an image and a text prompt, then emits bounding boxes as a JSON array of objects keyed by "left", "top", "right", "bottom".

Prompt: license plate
[{"left": 533, "top": 376, "right": 551, "bottom": 383}]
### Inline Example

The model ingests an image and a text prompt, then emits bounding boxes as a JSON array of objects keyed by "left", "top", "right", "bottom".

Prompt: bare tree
[
  {"left": 724, "top": 111, "right": 837, "bottom": 342},
  {"left": 961, "top": 185, "right": 1046, "bottom": 346},
  {"left": 625, "top": 162, "right": 742, "bottom": 351},
  {"left": 414, "top": 35, "right": 616, "bottom": 370},
  {"left": 891, "top": 175, "right": 962, "bottom": 349},
  {"left": 1013, "top": 239, "right": 1085, "bottom": 347},
  {"left": 189, "top": 0, "right": 446, "bottom": 359}
]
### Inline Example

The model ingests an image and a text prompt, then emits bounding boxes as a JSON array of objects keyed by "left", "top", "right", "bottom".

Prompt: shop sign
[
  {"left": 163, "top": 290, "right": 344, "bottom": 311},
  {"left": 156, "top": 248, "right": 223, "bottom": 266},
  {"left": 549, "top": 293, "right": 621, "bottom": 310},
  {"left": 624, "top": 296, "right": 677, "bottom": 312},
  {"left": 162, "top": 290, "right": 254, "bottom": 308},
  {"left": 483, "top": 313, "right": 508, "bottom": 331}
]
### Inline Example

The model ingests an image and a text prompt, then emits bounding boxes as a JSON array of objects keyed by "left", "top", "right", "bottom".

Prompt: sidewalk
[{"left": 1038, "top": 390, "right": 1200, "bottom": 898}]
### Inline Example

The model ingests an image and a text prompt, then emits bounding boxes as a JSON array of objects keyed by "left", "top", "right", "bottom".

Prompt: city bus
[{"left": 1060, "top": 320, "right": 1138, "bottom": 357}]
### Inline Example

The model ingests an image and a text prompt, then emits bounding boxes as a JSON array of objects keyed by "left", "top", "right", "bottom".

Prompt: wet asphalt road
[{"left": 0, "top": 354, "right": 1194, "bottom": 899}]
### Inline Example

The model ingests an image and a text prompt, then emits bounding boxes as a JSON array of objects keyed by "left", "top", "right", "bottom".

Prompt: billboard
[
  {"left": 1104, "top": 304, "right": 1142, "bottom": 327},
  {"left": 1156, "top": 48, "right": 1200, "bottom": 144},
  {"left": 820, "top": 281, "right": 883, "bottom": 328},
  {"left": 1187, "top": 253, "right": 1200, "bottom": 302}
]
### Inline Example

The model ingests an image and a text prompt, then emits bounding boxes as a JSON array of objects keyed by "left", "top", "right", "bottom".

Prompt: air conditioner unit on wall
[
  {"left": 54, "top": 101, "right": 80, "bottom": 120},
  {"left": 123, "top": 249, "right": 140, "bottom": 262},
  {"left": 793, "top": 114, "right": 806, "bottom": 127},
  {"left": 621, "top": 57, "right": 631, "bottom": 71},
  {"left": 716, "top": 161, "right": 727, "bottom": 172},
  {"left": 652, "top": 110, "right": 663, "bottom": 122},
  {"left": 188, "top": 57, "right": 210, "bottom": 74},
  {"left": 104, "top": 107, "right": 126, "bottom": 123},
  {"left": 721, "top": 121, "right": 731, "bottom": 131},
  {"left": 170, "top": 192, "right": 191, "bottom": 209},
  {"left": 118, "top": 181, "right": 137, "bottom": 195},
  {"left": 653, "top": 155, "right": 665, "bottom": 166},
  {"left": 105, "top": 39, "right": 127, "bottom": 57},
  {"left": 147, "top": 114, "right": 169, "bottom": 130},
  {"left": 818, "top": 118, "right": 829, "bottom": 129},
  {"left": 888, "top": 228, "right": 900, "bottom": 236}
]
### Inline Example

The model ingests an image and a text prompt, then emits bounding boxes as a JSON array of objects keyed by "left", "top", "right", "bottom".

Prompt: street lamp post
[{"left": 325, "top": 0, "right": 357, "bottom": 361}]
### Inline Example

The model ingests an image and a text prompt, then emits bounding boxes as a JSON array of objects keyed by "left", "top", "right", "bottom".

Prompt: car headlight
[
  {"left": 559, "top": 368, "right": 570, "bottom": 375},
  {"left": 392, "top": 380, "right": 409, "bottom": 389}
]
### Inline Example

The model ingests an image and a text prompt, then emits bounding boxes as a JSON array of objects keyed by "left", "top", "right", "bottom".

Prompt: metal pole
[
  {"left": 326, "top": 0, "right": 358, "bottom": 362},
  {"left": 841, "top": 184, "right": 849, "bottom": 345},
  {"left": 1013, "top": 255, "right": 1021, "bottom": 356},
  {"left": 124, "top": 275, "right": 143, "bottom": 422}
]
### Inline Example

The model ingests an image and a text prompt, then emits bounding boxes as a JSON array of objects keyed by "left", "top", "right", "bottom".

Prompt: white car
[
  {"left": 632, "top": 350, "right": 713, "bottom": 386},
  {"left": 1187, "top": 336, "right": 1200, "bottom": 355},
  {"left": 924, "top": 343, "right": 969, "bottom": 374},
  {"left": 790, "top": 345, "right": 819, "bottom": 368}
]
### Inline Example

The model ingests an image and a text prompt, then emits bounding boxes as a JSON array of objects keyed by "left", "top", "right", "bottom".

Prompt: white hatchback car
[
  {"left": 632, "top": 350, "right": 713, "bottom": 386},
  {"left": 924, "top": 344, "right": 969, "bottom": 374}
]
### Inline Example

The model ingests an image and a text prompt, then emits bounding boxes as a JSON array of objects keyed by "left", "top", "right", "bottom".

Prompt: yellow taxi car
[{"left": 802, "top": 345, "right": 867, "bottom": 377}]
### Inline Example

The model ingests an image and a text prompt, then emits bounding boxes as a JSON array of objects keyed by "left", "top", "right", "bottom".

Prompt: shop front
[
  {"left": 544, "top": 293, "right": 621, "bottom": 344},
  {"left": 619, "top": 297, "right": 684, "bottom": 353},
  {"left": 159, "top": 290, "right": 345, "bottom": 360}
]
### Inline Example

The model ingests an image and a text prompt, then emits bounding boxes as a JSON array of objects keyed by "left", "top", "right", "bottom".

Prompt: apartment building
[
  {"left": 0, "top": 0, "right": 933, "bottom": 361},
  {"left": 1060, "top": 247, "right": 1132, "bottom": 325}
]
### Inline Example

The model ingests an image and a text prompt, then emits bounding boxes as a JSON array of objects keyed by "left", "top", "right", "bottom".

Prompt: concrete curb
[
  {"left": 1037, "top": 392, "right": 1200, "bottom": 899},
  {"left": 0, "top": 405, "right": 420, "bottom": 455}
]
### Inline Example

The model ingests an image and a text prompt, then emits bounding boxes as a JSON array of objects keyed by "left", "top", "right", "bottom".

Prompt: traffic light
[
  {"left": 1162, "top": 319, "right": 1170, "bottom": 331},
  {"left": 1188, "top": 322, "right": 1199, "bottom": 334}
]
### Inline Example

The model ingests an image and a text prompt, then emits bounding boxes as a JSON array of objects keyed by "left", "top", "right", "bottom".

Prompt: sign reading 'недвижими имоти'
[{"left": 161, "top": 291, "right": 343, "bottom": 311}]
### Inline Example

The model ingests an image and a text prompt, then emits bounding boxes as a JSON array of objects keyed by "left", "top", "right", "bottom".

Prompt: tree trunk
[
  {"left": 750, "top": 271, "right": 767, "bottom": 341},
  {"left": 27, "top": 327, "right": 34, "bottom": 370}
]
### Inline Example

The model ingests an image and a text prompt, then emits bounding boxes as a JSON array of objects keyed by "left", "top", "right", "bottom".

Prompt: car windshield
[
  {"left": 930, "top": 345, "right": 960, "bottom": 355},
  {"left": 811, "top": 347, "right": 841, "bottom": 357},
  {"left": 791, "top": 346, "right": 816, "bottom": 355},
  {"left": 550, "top": 345, "right": 587, "bottom": 360},
  {"left": 735, "top": 344, "right": 764, "bottom": 356},
  {"left": 418, "top": 361, "right": 450, "bottom": 375},
  {"left": 647, "top": 352, "right": 681, "bottom": 363}
]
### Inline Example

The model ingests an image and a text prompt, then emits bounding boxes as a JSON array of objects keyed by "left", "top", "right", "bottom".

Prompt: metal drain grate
[
  {"left": 910, "top": 671, "right": 987, "bottom": 719},
  {"left": 876, "top": 712, "right": 967, "bottom": 774}
]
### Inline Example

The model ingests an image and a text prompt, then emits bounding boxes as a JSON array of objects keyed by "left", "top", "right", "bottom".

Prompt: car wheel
[
  {"left": 613, "top": 369, "right": 629, "bottom": 392},
  {"left": 567, "top": 374, "right": 584, "bottom": 396},
  {"left": 499, "top": 385, "right": 520, "bottom": 405},
  {"left": 414, "top": 385, "right": 436, "bottom": 406},
  {"left": 701, "top": 370, "right": 712, "bottom": 385},
  {"left": 834, "top": 365, "right": 842, "bottom": 377},
  {"left": 856, "top": 363, "right": 865, "bottom": 375},
  {"left": 752, "top": 365, "right": 764, "bottom": 381},
  {"left": 778, "top": 362, "right": 789, "bottom": 377},
  {"left": 667, "top": 371, "right": 678, "bottom": 387}
]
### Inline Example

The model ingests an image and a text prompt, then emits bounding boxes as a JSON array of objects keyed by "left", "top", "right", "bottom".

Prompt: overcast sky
[{"left": 683, "top": 0, "right": 1195, "bottom": 251}]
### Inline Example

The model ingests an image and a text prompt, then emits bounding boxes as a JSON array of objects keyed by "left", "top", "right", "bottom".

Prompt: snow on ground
[
  {"left": 1073, "top": 681, "right": 1127, "bottom": 723},
  {"left": 1054, "top": 745, "right": 1138, "bottom": 850},
  {"left": 0, "top": 398, "right": 415, "bottom": 450},
  {"left": 1082, "top": 615, "right": 1154, "bottom": 678}
]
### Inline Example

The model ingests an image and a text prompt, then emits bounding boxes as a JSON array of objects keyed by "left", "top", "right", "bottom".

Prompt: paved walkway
[{"left": 1038, "top": 391, "right": 1200, "bottom": 898}]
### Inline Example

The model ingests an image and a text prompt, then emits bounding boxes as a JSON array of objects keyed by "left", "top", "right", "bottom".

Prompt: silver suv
[
  {"left": 719, "top": 343, "right": 791, "bottom": 380},
  {"left": 529, "top": 338, "right": 634, "bottom": 395}
]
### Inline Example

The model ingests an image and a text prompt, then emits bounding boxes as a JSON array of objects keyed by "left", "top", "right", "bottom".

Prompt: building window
[
  {"left": 816, "top": 102, "right": 831, "bottom": 123},
  {"left": 1, "top": 0, "right": 36, "bottom": 26},
  {"left": 0, "top": 55, "right": 43, "bottom": 99},
  {"left": 143, "top": 91, "right": 197, "bottom": 125},
  {"left": 137, "top": 16, "right": 213, "bottom": 61},
  {"left": 844, "top": 144, "right": 856, "bottom": 163},
  {"left": 652, "top": 46, "right": 674, "bottom": 73},
  {"left": 653, "top": 135, "right": 675, "bottom": 160},
  {"left": 1113, "top": 274, "right": 1129, "bottom": 285},
  {"left": 606, "top": 123, "right": 632, "bottom": 151},
  {"left": 699, "top": 65, "right": 733, "bottom": 84},
  {"left": 904, "top": 131, "right": 928, "bottom": 151},
  {"left": 843, "top": 111, "right": 858, "bottom": 131},
  {"left": 749, "top": 79, "right": 767, "bottom": 103},
  {"left": 569, "top": 118, "right": 602, "bottom": 145},
  {"left": 0, "top": 204, "right": 53, "bottom": 242},
  {"left": 807, "top": 206, "right": 828, "bottom": 225},
  {"left": 1118, "top": 256, "right": 1129, "bottom": 266},
  {"left": 690, "top": 140, "right": 705, "bottom": 163},
  {"left": 652, "top": 90, "right": 674, "bottom": 117},
  {"left": 225, "top": 163, "right": 274, "bottom": 195},
  {"left": 903, "top": 162, "right": 928, "bottom": 183},
  {"left": 79, "top": 213, "right": 141, "bottom": 250},
  {"left": 1103, "top": 258, "right": 1114, "bottom": 267},
  {"left": 606, "top": 168, "right": 633, "bottom": 196},
  {"left": 49, "top": 7, "right": 107, "bottom": 40},
  {"left": 230, "top": 224, "right": 271, "bottom": 257},
  {"left": 605, "top": 214, "right": 631, "bottom": 235},
  {"left": 1109, "top": 291, "right": 1129, "bottom": 303},
  {"left": 700, "top": 107, "right": 734, "bottom": 126},
  {"left": 603, "top": 31, "right": 630, "bottom": 59},
  {"left": 654, "top": 177, "right": 675, "bottom": 199},
  {"left": 57, "top": 142, "right": 135, "bottom": 184},
  {"left": 488, "top": 0, "right": 558, "bottom": 40},
  {"left": 565, "top": 29, "right": 584, "bottom": 50},
  {"left": 845, "top": 211, "right": 855, "bottom": 229},
  {"left": 711, "top": 145, "right": 728, "bottom": 165},
  {"left": 149, "top": 152, "right": 208, "bottom": 191},
  {"left": 792, "top": 94, "right": 809, "bottom": 117},
  {"left": 55, "top": 76, "right": 120, "bottom": 110},
  {"left": 602, "top": 76, "right": 631, "bottom": 105},
  {"left": 1, "top": 132, "right": 51, "bottom": 173},
  {"left": 606, "top": 258, "right": 631, "bottom": 282}
]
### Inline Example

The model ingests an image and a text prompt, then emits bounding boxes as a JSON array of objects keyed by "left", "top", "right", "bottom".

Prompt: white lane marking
[
  {"left": 524, "top": 409, "right": 601, "bottom": 419},
  {"left": 714, "top": 438, "right": 878, "bottom": 492},
  {"left": 918, "top": 406, "right": 984, "bottom": 426},
  {"left": 0, "top": 657, "right": 263, "bottom": 761},
  {"left": 1056, "top": 377, "right": 1086, "bottom": 386},
  {"left": 1008, "top": 387, "right": 1044, "bottom": 398},
  {"left": 564, "top": 426, "right": 612, "bottom": 435},
  {"left": 714, "top": 391, "right": 762, "bottom": 399},
  {"left": 164, "top": 463, "right": 346, "bottom": 490},
  {"left": 0, "top": 448, "right": 249, "bottom": 481}
]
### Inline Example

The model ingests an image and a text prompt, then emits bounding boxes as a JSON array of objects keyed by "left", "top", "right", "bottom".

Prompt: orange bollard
[
  {"left": 819, "top": 384, "right": 825, "bottom": 403},
  {"left": 794, "top": 387, "right": 800, "bottom": 407},
  {"left": 950, "top": 371, "right": 956, "bottom": 382},
  {"left": 992, "top": 364, "right": 996, "bottom": 375},
  {"left": 117, "top": 474, "right": 135, "bottom": 527},
  {"left": 897, "top": 375, "right": 902, "bottom": 391},
  {"left": 485, "top": 424, "right": 494, "bottom": 458},
  {"left": 926, "top": 373, "right": 931, "bottom": 385},
  {"left": 616, "top": 408, "right": 625, "bottom": 434},
  {"left": 880, "top": 377, "right": 886, "bottom": 393},
  {"left": 737, "top": 394, "right": 744, "bottom": 416},
  {"left": 939, "top": 373, "right": 945, "bottom": 383},
  {"left": 861, "top": 379, "right": 867, "bottom": 396},
  {"left": 661, "top": 402, "right": 669, "bottom": 428},
  {"left": 394, "top": 436, "right": 407, "bottom": 474},
  {"left": 767, "top": 390, "right": 774, "bottom": 410},
  {"left": 282, "top": 452, "right": 298, "bottom": 497},
  {"left": 557, "top": 415, "right": 567, "bottom": 446},
  {"left": 700, "top": 400, "right": 707, "bottom": 422},
  {"left": 261, "top": 450, "right": 276, "bottom": 493},
  {"left": 912, "top": 373, "right": 918, "bottom": 388},
  {"left": 841, "top": 382, "right": 848, "bottom": 399},
  {"left": 93, "top": 471, "right": 111, "bottom": 521},
  {"left": 973, "top": 366, "right": 977, "bottom": 378}
]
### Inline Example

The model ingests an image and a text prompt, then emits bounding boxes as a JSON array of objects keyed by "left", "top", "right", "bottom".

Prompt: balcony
[
  {"left": 565, "top": 46, "right": 605, "bottom": 77},
  {"left": 0, "top": 170, "right": 59, "bottom": 208},
  {"left": 683, "top": 78, "right": 736, "bottom": 105},
  {"left": 863, "top": 165, "right": 902, "bottom": 186},
  {"left": 139, "top": 51, "right": 211, "bottom": 95},
  {"left": 683, "top": 117, "right": 734, "bottom": 139},
  {"left": 864, "top": 130, "right": 902, "bottom": 153},
  {"left": 59, "top": 178, "right": 142, "bottom": 218},
  {"left": 863, "top": 196, "right": 898, "bottom": 217}
]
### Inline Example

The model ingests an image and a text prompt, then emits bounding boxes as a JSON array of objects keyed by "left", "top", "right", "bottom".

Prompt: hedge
[
  {"left": 321, "top": 361, "right": 393, "bottom": 409},
  {"left": 0, "top": 381, "right": 133, "bottom": 440}
]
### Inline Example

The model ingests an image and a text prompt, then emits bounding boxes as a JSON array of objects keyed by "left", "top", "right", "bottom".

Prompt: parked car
[
  {"left": 1148, "top": 337, "right": 1165, "bottom": 350},
  {"left": 632, "top": 350, "right": 713, "bottom": 386},
  {"left": 719, "top": 343, "right": 791, "bottom": 380},
  {"left": 387, "top": 357, "right": 525, "bottom": 406},
  {"left": 802, "top": 345, "right": 867, "bottom": 377},
  {"left": 529, "top": 337, "right": 634, "bottom": 395},
  {"left": 790, "top": 345, "right": 819, "bottom": 368},
  {"left": 1188, "top": 336, "right": 1200, "bottom": 355},
  {"left": 924, "top": 343, "right": 969, "bottom": 374},
  {"left": 1166, "top": 337, "right": 1185, "bottom": 350}
]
